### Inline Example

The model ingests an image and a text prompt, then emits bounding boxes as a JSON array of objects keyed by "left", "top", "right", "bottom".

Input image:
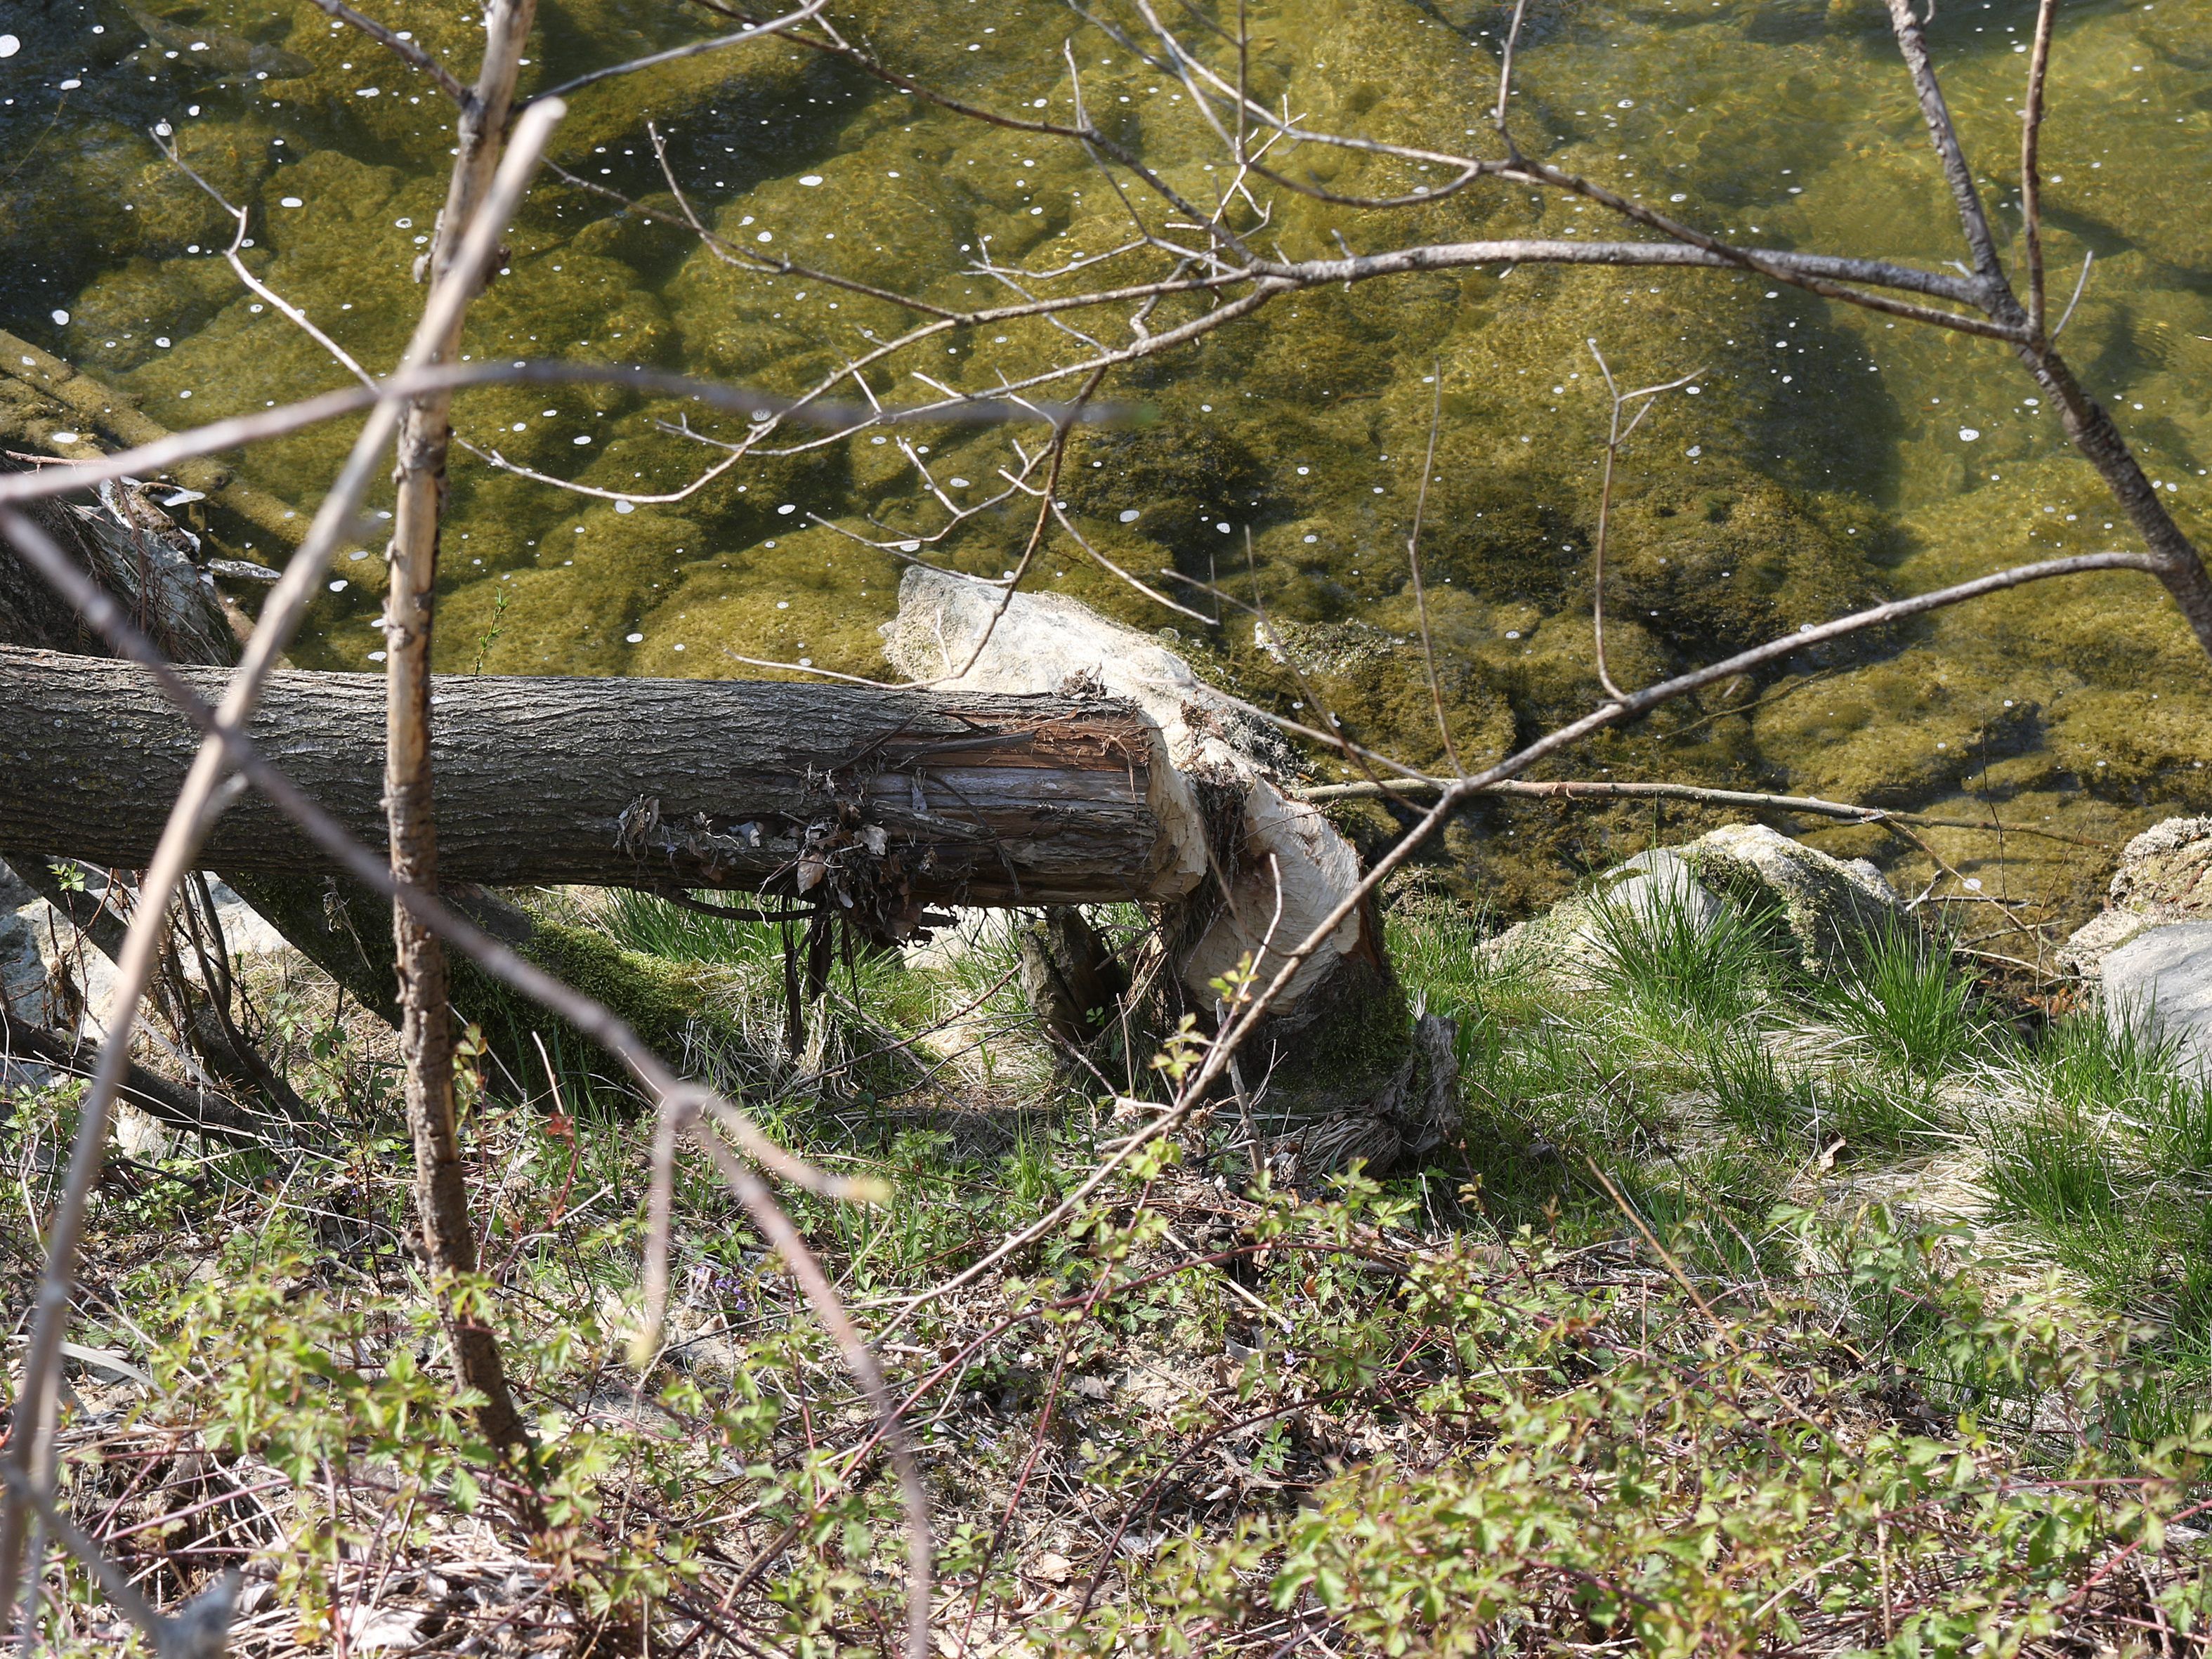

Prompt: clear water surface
[{"left": 1, "top": 0, "right": 2206, "bottom": 918}]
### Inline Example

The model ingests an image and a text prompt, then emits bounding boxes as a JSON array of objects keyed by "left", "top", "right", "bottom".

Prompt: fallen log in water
[{"left": 0, "top": 645, "right": 1207, "bottom": 932}]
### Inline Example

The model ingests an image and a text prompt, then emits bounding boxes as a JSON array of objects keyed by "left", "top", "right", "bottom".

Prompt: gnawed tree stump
[
  {"left": 882, "top": 566, "right": 1375, "bottom": 1025},
  {"left": 883, "top": 567, "right": 1456, "bottom": 1174}
]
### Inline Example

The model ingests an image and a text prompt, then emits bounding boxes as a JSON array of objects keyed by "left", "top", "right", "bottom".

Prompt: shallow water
[{"left": 2, "top": 0, "right": 2206, "bottom": 919}]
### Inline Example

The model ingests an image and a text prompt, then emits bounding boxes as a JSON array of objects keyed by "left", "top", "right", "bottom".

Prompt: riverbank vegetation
[{"left": 13, "top": 881, "right": 2212, "bottom": 1653}]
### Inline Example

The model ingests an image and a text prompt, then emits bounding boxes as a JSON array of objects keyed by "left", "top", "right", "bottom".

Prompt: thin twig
[
  {"left": 526, "top": 0, "right": 827, "bottom": 103},
  {"left": 1291, "top": 776, "right": 2109, "bottom": 848},
  {"left": 1405, "top": 363, "right": 1462, "bottom": 775},
  {"left": 305, "top": 0, "right": 471, "bottom": 105},
  {"left": 2020, "top": 0, "right": 2059, "bottom": 337}
]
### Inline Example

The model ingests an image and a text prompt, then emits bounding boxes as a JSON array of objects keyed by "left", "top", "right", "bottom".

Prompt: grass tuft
[
  {"left": 1585, "top": 878, "right": 1784, "bottom": 1032},
  {"left": 1818, "top": 924, "right": 1987, "bottom": 1078}
]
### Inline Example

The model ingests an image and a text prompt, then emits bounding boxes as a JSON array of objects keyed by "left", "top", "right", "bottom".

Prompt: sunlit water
[{"left": 2, "top": 0, "right": 2206, "bottom": 919}]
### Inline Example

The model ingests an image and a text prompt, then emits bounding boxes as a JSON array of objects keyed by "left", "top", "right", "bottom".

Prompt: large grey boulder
[
  {"left": 2060, "top": 818, "right": 2212, "bottom": 1080},
  {"left": 2098, "top": 922, "right": 2212, "bottom": 1080}
]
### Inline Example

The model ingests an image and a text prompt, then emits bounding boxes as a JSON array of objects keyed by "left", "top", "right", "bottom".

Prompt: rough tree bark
[{"left": 0, "top": 647, "right": 1203, "bottom": 914}]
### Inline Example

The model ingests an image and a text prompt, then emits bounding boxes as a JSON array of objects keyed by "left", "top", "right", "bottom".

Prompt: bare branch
[
  {"left": 1883, "top": 0, "right": 2008, "bottom": 286},
  {"left": 1293, "top": 776, "right": 2114, "bottom": 849},
  {"left": 152, "top": 130, "right": 377, "bottom": 390},
  {"left": 1405, "top": 365, "right": 1461, "bottom": 775},
  {"left": 2053, "top": 249, "right": 2093, "bottom": 337},
  {"left": 525, "top": 0, "right": 830, "bottom": 105},
  {"left": 1495, "top": 0, "right": 1531, "bottom": 147},
  {"left": 2020, "top": 0, "right": 2060, "bottom": 337},
  {"left": 382, "top": 0, "right": 545, "bottom": 1465},
  {"left": 1586, "top": 342, "right": 1702, "bottom": 702},
  {"left": 303, "top": 0, "right": 471, "bottom": 106}
]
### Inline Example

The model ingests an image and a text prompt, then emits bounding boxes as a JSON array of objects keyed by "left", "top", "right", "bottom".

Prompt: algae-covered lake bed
[{"left": 2, "top": 0, "right": 2206, "bottom": 934}]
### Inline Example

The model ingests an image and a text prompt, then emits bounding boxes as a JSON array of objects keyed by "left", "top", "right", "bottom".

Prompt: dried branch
[
  {"left": 1585, "top": 343, "right": 1702, "bottom": 702},
  {"left": 304, "top": 0, "right": 471, "bottom": 106},
  {"left": 1882, "top": 0, "right": 2008, "bottom": 286},
  {"left": 1405, "top": 365, "right": 1461, "bottom": 775},
  {"left": 381, "top": 0, "right": 542, "bottom": 1464},
  {"left": 1292, "top": 776, "right": 2112, "bottom": 850},
  {"left": 2020, "top": 0, "right": 2060, "bottom": 338},
  {"left": 152, "top": 132, "right": 377, "bottom": 390}
]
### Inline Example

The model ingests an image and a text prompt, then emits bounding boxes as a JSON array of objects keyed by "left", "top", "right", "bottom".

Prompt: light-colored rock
[
  {"left": 0, "top": 861, "right": 56, "bottom": 1029},
  {"left": 1592, "top": 848, "right": 1724, "bottom": 940},
  {"left": 2098, "top": 922, "right": 2212, "bottom": 1080},
  {"left": 2057, "top": 817, "right": 2212, "bottom": 1077},
  {"left": 1675, "top": 822, "right": 1902, "bottom": 971},
  {"left": 201, "top": 877, "right": 288, "bottom": 960},
  {"left": 2061, "top": 816, "right": 2212, "bottom": 978}
]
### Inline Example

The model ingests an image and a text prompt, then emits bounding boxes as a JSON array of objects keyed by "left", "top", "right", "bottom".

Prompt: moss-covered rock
[
  {"left": 1490, "top": 822, "right": 1904, "bottom": 979},
  {"left": 1675, "top": 823, "right": 1903, "bottom": 973}
]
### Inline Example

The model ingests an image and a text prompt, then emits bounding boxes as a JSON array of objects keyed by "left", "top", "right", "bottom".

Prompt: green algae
[{"left": 3, "top": 0, "right": 2207, "bottom": 926}]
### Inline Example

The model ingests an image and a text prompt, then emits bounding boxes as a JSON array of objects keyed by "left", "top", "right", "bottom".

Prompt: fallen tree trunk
[{"left": 0, "top": 645, "right": 1206, "bottom": 929}]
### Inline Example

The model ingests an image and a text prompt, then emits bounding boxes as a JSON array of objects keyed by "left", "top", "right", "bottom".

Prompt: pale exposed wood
[{"left": 884, "top": 565, "right": 1375, "bottom": 1025}]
